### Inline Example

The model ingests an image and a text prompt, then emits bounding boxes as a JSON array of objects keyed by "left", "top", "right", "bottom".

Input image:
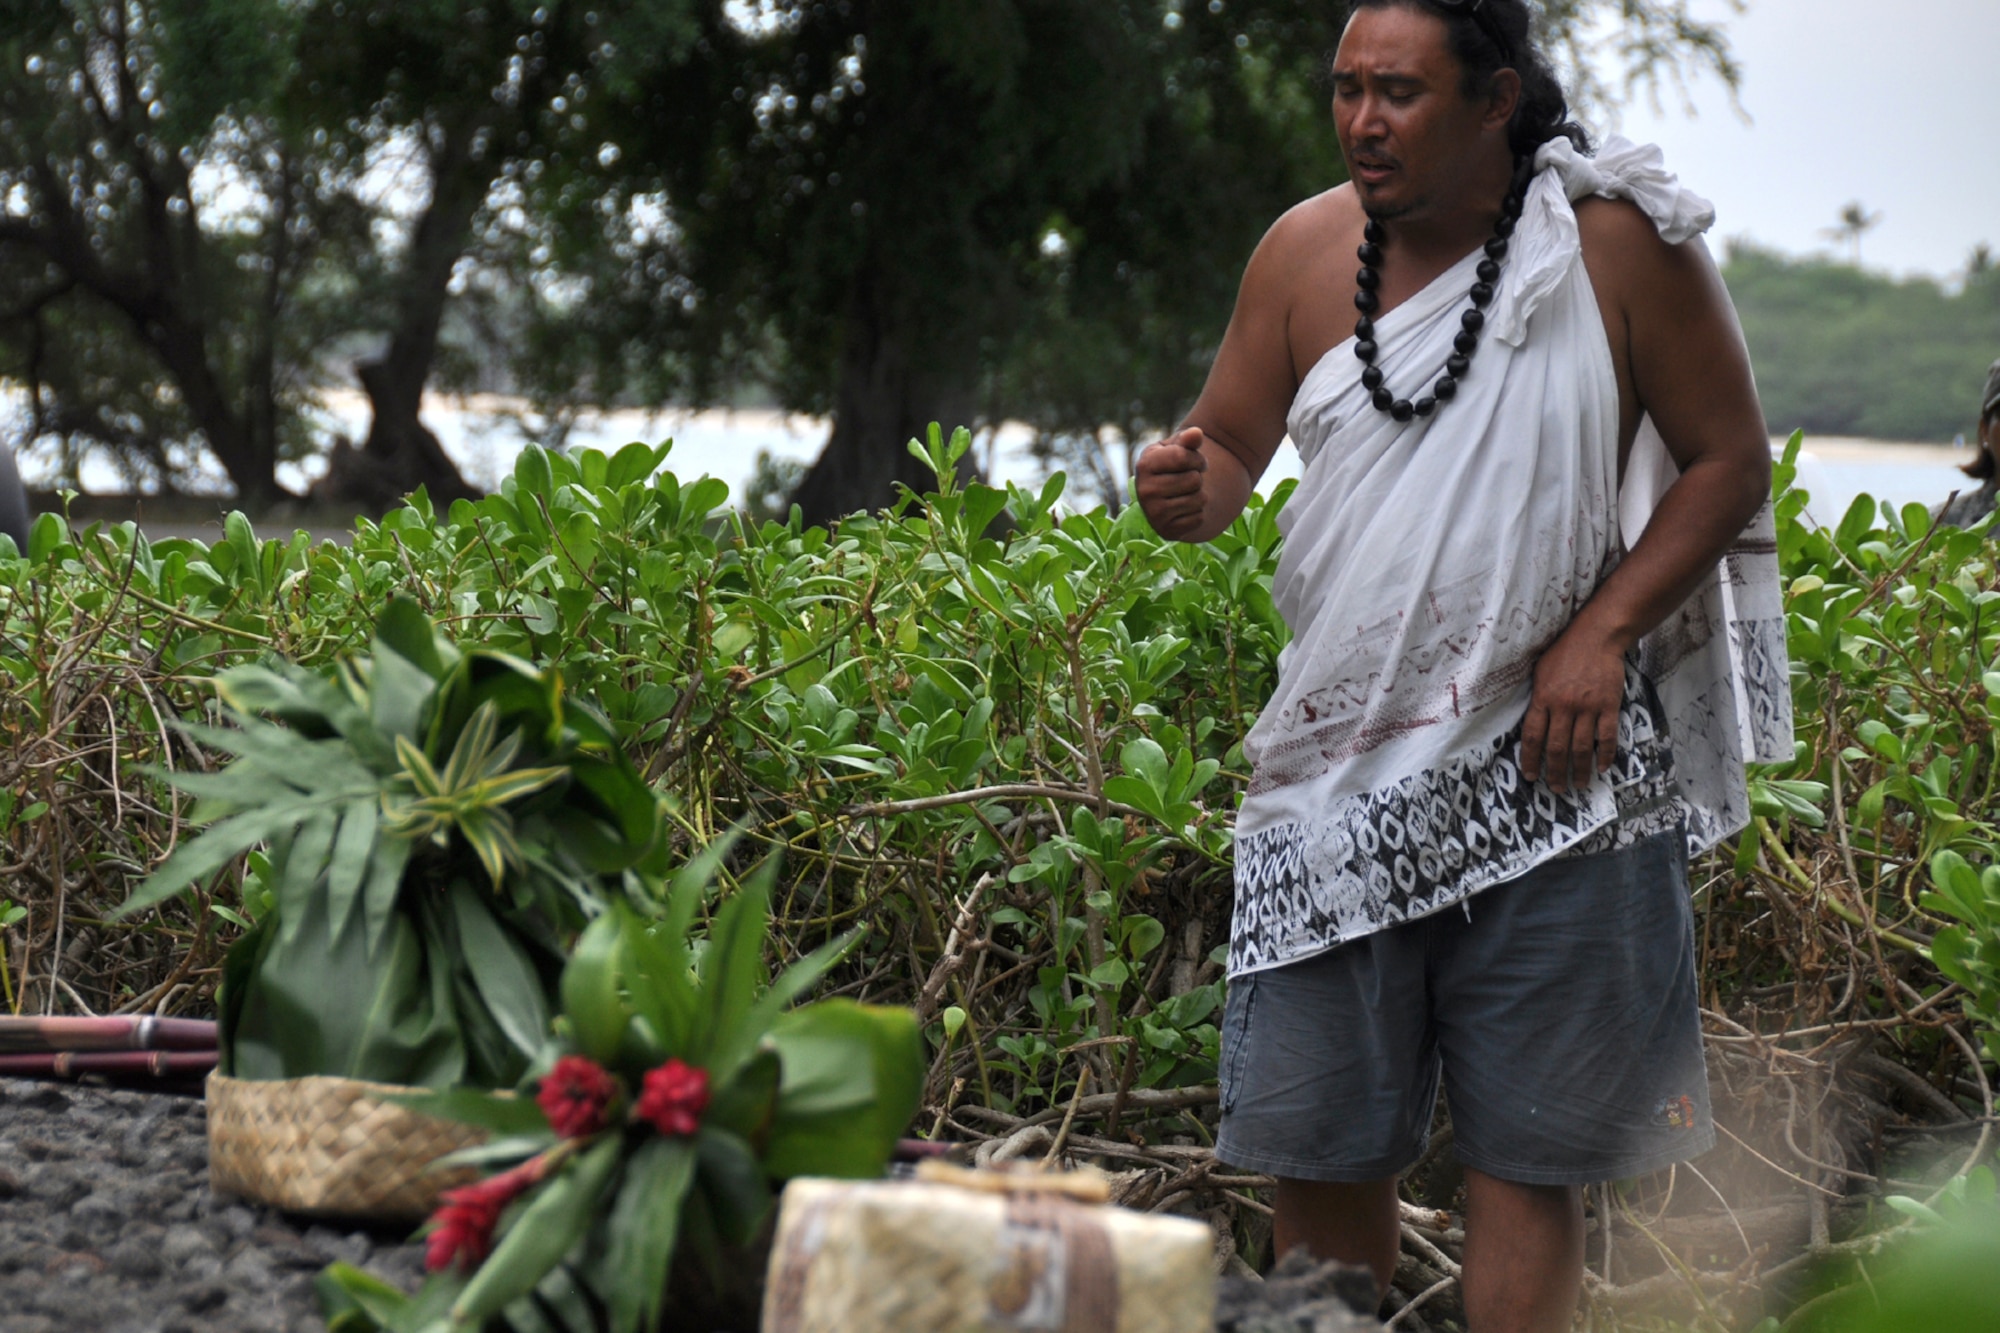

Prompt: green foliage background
[
  {"left": 5, "top": 432, "right": 2000, "bottom": 1325},
  {"left": 1725, "top": 245, "right": 2000, "bottom": 443},
  {"left": 0, "top": 432, "right": 1285, "bottom": 1116}
]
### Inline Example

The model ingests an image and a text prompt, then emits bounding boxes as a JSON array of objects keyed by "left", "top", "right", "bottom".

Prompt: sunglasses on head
[{"left": 1428, "top": 0, "right": 1517, "bottom": 65}]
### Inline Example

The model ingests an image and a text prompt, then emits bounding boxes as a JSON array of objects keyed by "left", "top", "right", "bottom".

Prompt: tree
[
  {"left": 539, "top": 0, "right": 1741, "bottom": 523},
  {"left": 0, "top": 0, "right": 696, "bottom": 509},
  {"left": 285, "top": 0, "right": 541, "bottom": 510},
  {"left": 580, "top": 1, "right": 1350, "bottom": 521},
  {"left": 288, "top": 1, "right": 699, "bottom": 510},
  {"left": 1822, "top": 200, "right": 1883, "bottom": 267},
  {"left": 0, "top": 0, "right": 331, "bottom": 503},
  {"left": 3, "top": 1, "right": 1739, "bottom": 514}
]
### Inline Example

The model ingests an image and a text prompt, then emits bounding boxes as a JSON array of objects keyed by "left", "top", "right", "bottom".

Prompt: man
[
  {"left": 1135, "top": 3, "right": 1791, "bottom": 1330},
  {"left": 0, "top": 441, "right": 28, "bottom": 555},
  {"left": 1935, "top": 358, "right": 2000, "bottom": 529}
]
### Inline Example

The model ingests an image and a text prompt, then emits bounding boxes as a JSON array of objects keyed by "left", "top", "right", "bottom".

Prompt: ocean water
[
  {"left": 1257, "top": 442, "right": 1974, "bottom": 525},
  {"left": 13, "top": 389, "right": 1986, "bottom": 529},
  {"left": 287, "top": 397, "right": 1998, "bottom": 524},
  {"left": 1802, "top": 460, "right": 1976, "bottom": 526}
]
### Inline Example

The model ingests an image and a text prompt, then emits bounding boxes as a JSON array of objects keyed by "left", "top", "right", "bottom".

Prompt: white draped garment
[{"left": 1227, "top": 136, "right": 1794, "bottom": 979}]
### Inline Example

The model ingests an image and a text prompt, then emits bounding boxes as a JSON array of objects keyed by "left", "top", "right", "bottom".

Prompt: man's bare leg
[
  {"left": 1271, "top": 1176, "right": 1401, "bottom": 1300},
  {"left": 1460, "top": 1167, "right": 1585, "bottom": 1333}
]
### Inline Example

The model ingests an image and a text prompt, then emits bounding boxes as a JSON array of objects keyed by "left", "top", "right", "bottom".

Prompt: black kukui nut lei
[{"left": 1354, "top": 160, "right": 1535, "bottom": 422}]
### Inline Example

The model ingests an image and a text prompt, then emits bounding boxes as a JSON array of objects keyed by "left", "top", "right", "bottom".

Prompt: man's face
[{"left": 1331, "top": 6, "right": 1503, "bottom": 222}]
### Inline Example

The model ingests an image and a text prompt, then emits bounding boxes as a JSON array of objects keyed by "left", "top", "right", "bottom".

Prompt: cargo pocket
[{"left": 1218, "top": 975, "right": 1258, "bottom": 1116}]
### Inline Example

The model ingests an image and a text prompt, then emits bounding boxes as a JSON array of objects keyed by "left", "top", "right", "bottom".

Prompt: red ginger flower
[
  {"left": 537, "top": 1055, "right": 619, "bottom": 1139},
  {"left": 423, "top": 1155, "right": 547, "bottom": 1273},
  {"left": 635, "top": 1058, "right": 710, "bottom": 1137}
]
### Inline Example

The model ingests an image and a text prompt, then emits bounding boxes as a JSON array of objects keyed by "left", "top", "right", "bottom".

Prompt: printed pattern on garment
[
  {"left": 1229, "top": 667, "right": 1678, "bottom": 977},
  {"left": 1728, "top": 616, "right": 1794, "bottom": 760},
  {"left": 1249, "top": 519, "right": 1609, "bottom": 797}
]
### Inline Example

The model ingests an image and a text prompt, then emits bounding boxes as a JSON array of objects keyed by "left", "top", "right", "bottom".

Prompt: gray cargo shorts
[{"left": 1214, "top": 826, "right": 1713, "bottom": 1187}]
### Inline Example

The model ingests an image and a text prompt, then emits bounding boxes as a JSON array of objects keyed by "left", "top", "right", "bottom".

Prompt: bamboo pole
[
  {"left": 0, "top": 1049, "right": 216, "bottom": 1079},
  {"left": 0, "top": 1014, "right": 217, "bottom": 1054}
]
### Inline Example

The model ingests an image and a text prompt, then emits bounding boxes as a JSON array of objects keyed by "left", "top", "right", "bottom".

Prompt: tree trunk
[
  {"left": 146, "top": 306, "right": 285, "bottom": 507},
  {"left": 313, "top": 117, "right": 484, "bottom": 512},
  {"left": 2, "top": 160, "right": 287, "bottom": 507},
  {"left": 790, "top": 280, "right": 978, "bottom": 525}
]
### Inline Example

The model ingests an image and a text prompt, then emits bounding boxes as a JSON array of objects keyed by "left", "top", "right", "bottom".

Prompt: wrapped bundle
[{"left": 762, "top": 1165, "right": 1216, "bottom": 1333}]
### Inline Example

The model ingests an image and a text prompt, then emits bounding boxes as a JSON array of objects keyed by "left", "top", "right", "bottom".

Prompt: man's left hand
[{"left": 1519, "top": 627, "right": 1627, "bottom": 794}]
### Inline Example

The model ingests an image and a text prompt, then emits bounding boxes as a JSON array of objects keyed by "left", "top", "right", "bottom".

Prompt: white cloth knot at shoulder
[{"left": 1486, "top": 134, "right": 1718, "bottom": 348}]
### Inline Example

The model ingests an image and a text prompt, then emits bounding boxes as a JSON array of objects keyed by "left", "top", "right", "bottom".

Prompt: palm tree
[{"left": 1821, "top": 202, "right": 1883, "bottom": 266}]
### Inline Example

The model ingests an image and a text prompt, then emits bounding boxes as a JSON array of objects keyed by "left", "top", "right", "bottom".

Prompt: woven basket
[{"left": 205, "top": 1070, "right": 490, "bottom": 1222}]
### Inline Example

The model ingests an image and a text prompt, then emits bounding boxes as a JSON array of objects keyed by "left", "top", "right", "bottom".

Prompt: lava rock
[
  {"left": 1215, "top": 1249, "right": 1384, "bottom": 1332},
  {"left": 161, "top": 1224, "right": 217, "bottom": 1266},
  {"left": 21, "top": 1085, "right": 71, "bottom": 1113},
  {"left": 0, "top": 1317, "right": 59, "bottom": 1333},
  {"left": 0, "top": 1078, "right": 425, "bottom": 1333},
  {"left": 222, "top": 1246, "right": 279, "bottom": 1291},
  {"left": 106, "top": 1237, "right": 164, "bottom": 1281},
  {"left": 215, "top": 1205, "right": 260, "bottom": 1241},
  {"left": 70, "top": 1190, "right": 128, "bottom": 1245},
  {"left": 301, "top": 1225, "right": 373, "bottom": 1268}
]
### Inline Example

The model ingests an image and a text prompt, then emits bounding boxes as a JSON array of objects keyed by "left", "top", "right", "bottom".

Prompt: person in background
[
  {"left": 1935, "top": 359, "right": 2000, "bottom": 529},
  {"left": 0, "top": 442, "right": 29, "bottom": 554}
]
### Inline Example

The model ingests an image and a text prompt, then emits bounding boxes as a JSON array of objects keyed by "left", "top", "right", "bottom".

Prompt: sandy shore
[{"left": 1783, "top": 436, "right": 1972, "bottom": 466}]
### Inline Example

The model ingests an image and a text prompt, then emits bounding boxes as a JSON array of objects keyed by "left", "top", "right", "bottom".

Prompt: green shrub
[
  {"left": 1754, "top": 440, "right": 2000, "bottom": 1058},
  {"left": 8, "top": 428, "right": 2000, "bottom": 1327},
  {"left": 2, "top": 428, "right": 1283, "bottom": 1127}
]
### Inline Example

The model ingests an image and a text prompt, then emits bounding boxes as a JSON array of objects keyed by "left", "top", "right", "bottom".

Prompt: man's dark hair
[
  {"left": 1966, "top": 360, "right": 2000, "bottom": 480},
  {"left": 1348, "top": 0, "right": 1592, "bottom": 161}
]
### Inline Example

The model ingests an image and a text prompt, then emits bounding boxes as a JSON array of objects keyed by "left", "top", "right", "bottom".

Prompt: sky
[{"left": 1598, "top": 0, "right": 2000, "bottom": 281}]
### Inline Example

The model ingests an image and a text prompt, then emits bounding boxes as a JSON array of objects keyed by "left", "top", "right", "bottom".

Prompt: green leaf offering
[{"left": 117, "top": 597, "right": 664, "bottom": 1090}]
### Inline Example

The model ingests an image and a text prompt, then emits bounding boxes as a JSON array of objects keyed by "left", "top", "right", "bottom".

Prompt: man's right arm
[{"left": 1135, "top": 213, "right": 1302, "bottom": 543}]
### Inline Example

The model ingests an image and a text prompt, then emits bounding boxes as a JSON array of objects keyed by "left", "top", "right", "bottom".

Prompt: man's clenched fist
[{"left": 1136, "top": 427, "right": 1209, "bottom": 541}]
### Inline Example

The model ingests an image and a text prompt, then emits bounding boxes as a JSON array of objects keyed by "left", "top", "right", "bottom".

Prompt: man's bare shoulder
[
  {"left": 1252, "top": 184, "right": 1364, "bottom": 273},
  {"left": 1574, "top": 195, "right": 1678, "bottom": 262},
  {"left": 1574, "top": 195, "right": 1710, "bottom": 297},
  {"left": 1575, "top": 194, "right": 1733, "bottom": 350}
]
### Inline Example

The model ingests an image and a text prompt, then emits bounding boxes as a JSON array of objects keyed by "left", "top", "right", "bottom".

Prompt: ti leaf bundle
[{"left": 117, "top": 597, "right": 663, "bottom": 1088}]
